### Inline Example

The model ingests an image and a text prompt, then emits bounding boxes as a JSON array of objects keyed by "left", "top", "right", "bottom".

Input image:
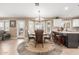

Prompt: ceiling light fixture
[
  {"left": 35, "top": 3, "right": 39, "bottom": 6},
  {"left": 34, "top": 3, "right": 44, "bottom": 29},
  {"left": 35, "top": 3, "right": 41, "bottom": 22}
]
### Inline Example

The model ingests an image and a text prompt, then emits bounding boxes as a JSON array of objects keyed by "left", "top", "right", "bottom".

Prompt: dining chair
[
  {"left": 27, "top": 32, "right": 35, "bottom": 42},
  {"left": 35, "top": 29, "right": 44, "bottom": 48},
  {"left": 44, "top": 33, "right": 51, "bottom": 43}
]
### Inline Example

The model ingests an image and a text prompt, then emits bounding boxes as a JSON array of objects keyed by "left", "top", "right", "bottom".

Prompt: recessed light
[{"left": 65, "top": 6, "right": 69, "bottom": 11}]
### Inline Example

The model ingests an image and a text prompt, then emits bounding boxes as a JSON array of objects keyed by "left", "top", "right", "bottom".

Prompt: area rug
[{"left": 17, "top": 40, "right": 62, "bottom": 55}]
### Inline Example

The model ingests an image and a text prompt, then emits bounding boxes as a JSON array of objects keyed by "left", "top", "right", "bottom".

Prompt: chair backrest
[
  {"left": 52, "top": 31, "right": 58, "bottom": 40},
  {"left": 35, "top": 30, "right": 43, "bottom": 43}
]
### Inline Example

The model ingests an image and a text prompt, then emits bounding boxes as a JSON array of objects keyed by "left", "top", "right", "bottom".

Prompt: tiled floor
[{"left": 0, "top": 38, "right": 79, "bottom": 55}]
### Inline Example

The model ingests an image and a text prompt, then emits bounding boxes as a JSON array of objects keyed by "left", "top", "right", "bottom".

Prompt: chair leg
[
  {"left": 28, "top": 39, "right": 30, "bottom": 42},
  {"left": 42, "top": 43, "right": 44, "bottom": 48},
  {"left": 35, "top": 42, "right": 37, "bottom": 48},
  {"left": 44, "top": 39, "right": 45, "bottom": 43}
]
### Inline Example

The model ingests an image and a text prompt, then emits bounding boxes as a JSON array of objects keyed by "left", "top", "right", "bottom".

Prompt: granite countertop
[{"left": 53, "top": 30, "right": 79, "bottom": 34}]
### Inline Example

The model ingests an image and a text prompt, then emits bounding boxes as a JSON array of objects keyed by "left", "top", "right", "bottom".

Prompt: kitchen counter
[
  {"left": 53, "top": 30, "right": 79, "bottom": 34},
  {"left": 52, "top": 30, "right": 79, "bottom": 48}
]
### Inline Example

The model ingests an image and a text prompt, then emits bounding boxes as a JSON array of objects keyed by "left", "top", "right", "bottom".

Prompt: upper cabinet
[{"left": 72, "top": 19, "right": 79, "bottom": 27}]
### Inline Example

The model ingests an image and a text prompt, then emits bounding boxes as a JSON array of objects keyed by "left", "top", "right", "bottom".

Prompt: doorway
[{"left": 17, "top": 20, "right": 25, "bottom": 39}]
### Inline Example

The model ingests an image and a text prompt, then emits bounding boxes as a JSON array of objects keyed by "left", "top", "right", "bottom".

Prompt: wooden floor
[
  {"left": 0, "top": 39, "right": 24, "bottom": 55},
  {"left": 0, "top": 38, "right": 79, "bottom": 55}
]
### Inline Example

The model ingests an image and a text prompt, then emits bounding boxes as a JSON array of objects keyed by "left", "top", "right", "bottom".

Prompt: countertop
[{"left": 53, "top": 30, "right": 79, "bottom": 34}]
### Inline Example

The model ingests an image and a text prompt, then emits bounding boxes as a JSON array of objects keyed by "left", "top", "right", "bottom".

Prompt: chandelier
[
  {"left": 35, "top": 3, "right": 40, "bottom": 22},
  {"left": 34, "top": 3, "right": 44, "bottom": 29}
]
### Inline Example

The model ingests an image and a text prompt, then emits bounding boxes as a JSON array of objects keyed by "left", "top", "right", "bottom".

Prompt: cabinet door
[{"left": 67, "top": 34, "right": 79, "bottom": 48}]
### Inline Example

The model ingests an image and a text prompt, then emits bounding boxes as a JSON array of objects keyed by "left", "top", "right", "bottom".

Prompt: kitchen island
[{"left": 52, "top": 31, "right": 79, "bottom": 48}]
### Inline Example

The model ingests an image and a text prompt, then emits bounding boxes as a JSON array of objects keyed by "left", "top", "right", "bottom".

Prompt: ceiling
[{"left": 0, "top": 3, "right": 79, "bottom": 17}]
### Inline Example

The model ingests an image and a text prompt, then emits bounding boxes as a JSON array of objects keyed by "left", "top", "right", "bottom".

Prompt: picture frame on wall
[{"left": 10, "top": 20, "right": 16, "bottom": 27}]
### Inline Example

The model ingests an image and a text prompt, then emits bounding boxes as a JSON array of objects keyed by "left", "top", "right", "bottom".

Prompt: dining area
[
  {"left": 27, "top": 29, "right": 52, "bottom": 48},
  {"left": 17, "top": 29, "right": 63, "bottom": 55}
]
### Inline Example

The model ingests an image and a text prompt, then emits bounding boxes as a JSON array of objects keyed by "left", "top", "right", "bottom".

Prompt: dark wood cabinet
[
  {"left": 67, "top": 34, "right": 79, "bottom": 48},
  {"left": 52, "top": 31, "right": 79, "bottom": 48}
]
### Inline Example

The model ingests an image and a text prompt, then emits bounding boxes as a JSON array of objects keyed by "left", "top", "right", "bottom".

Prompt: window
[
  {"left": 41, "top": 21, "right": 45, "bottom": 32},
  {"left": 46, "top": 21, "right": 51, "bottom": 33},
  {"left": 5, "top": 20, "right": 10, "bottom": 31},
  {"left": 28, "top": 20, "right": 34, "bottom": 34},
  {"left": 35, "top": 22, "right": 40, "bottom": 30},
  {"left": 0, "top": 20, "right": 10, "bottom": 31},
  {"left": 53, "top": 19, "right": 64, "bottom": 27},
  {"left": 28, "top": 20, "right": 52, "bottom": 33},
  {"left": 0, "top": 21, "right": 4, "bottom": 30},
  {"left": 35, "top": 21, "right": 45, "bottom": 31},
  {"left": 72, "top": 19, "right": 79, "bottom": 27}
]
